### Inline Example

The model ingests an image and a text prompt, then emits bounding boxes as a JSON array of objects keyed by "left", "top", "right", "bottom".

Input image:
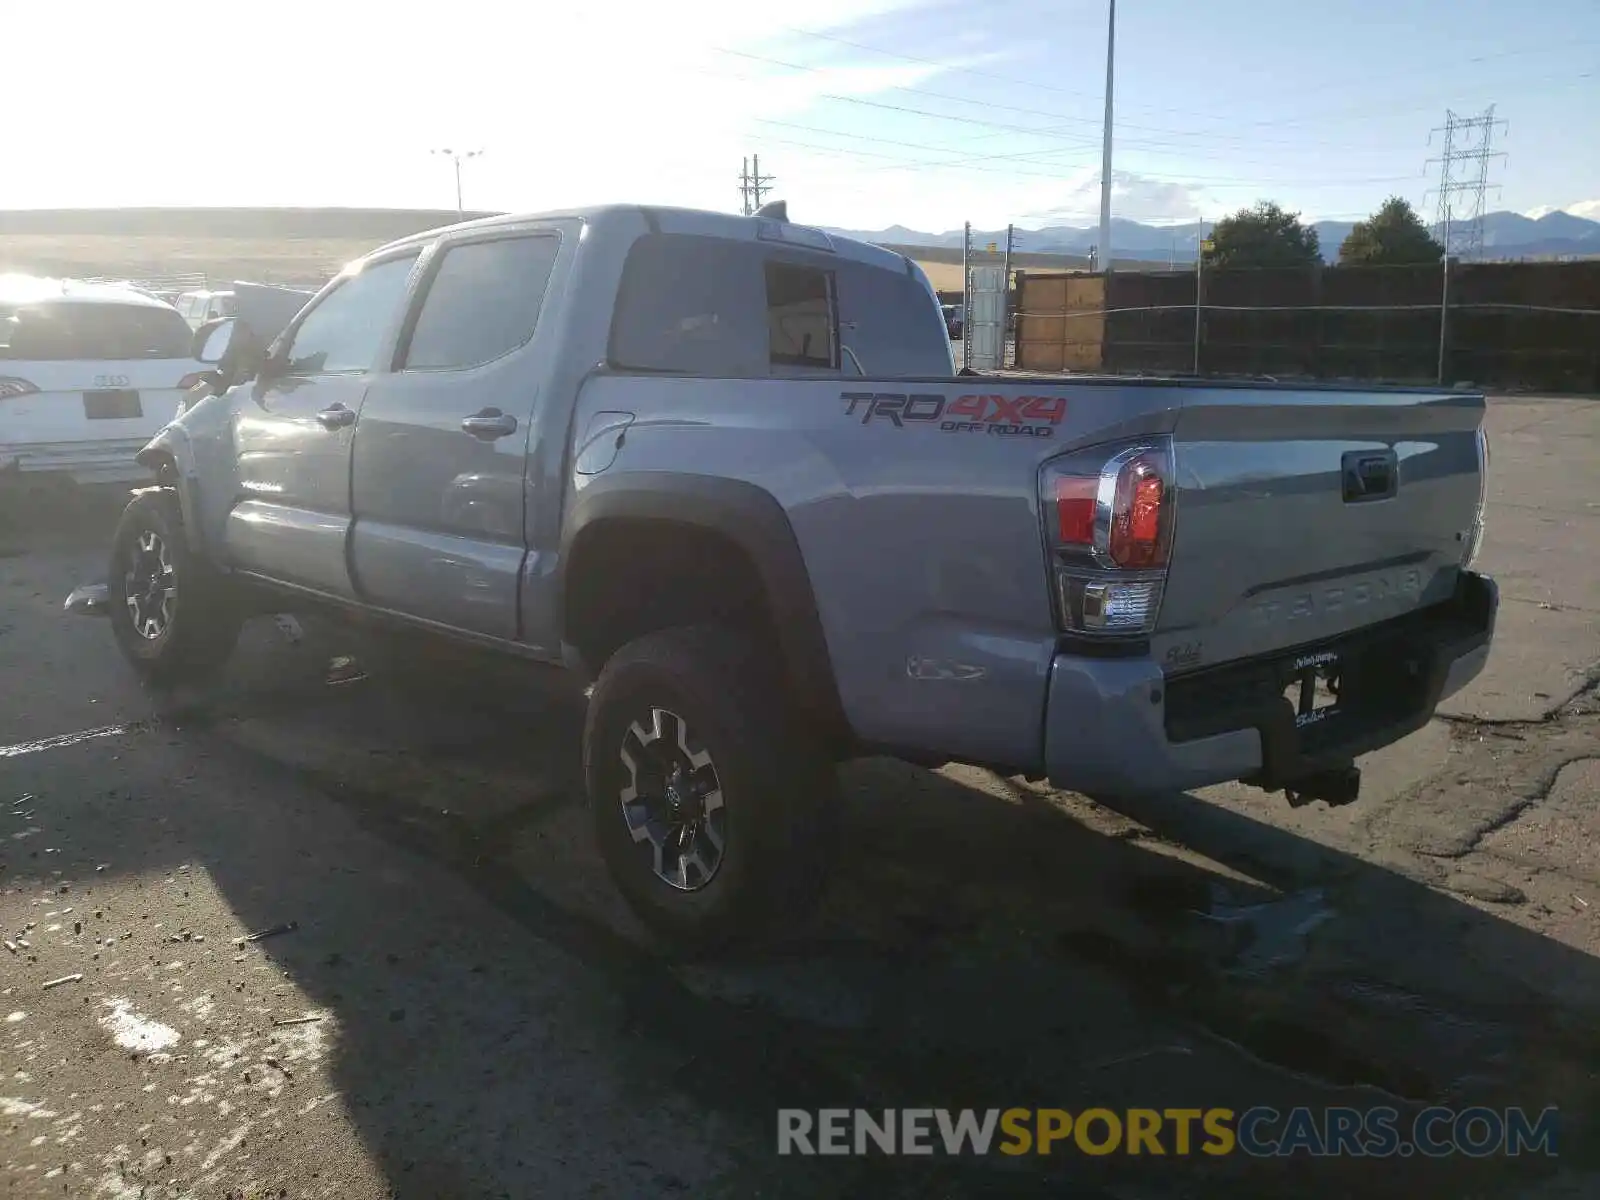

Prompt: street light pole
[
  {"left": 432, "top": 148, "right": 483, "bottom": 215},
  {"left": 1097, "top": 0, "right": 1116, "bottom": 275}
]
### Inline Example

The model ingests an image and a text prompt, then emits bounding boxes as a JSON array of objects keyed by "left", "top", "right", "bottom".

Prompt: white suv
[{"left": 0, "top": 277, "right": 208, "bottom": 485}]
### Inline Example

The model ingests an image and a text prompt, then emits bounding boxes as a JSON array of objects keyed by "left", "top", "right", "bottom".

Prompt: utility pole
[
  {"left": 1194, "top": 218, "right": 1208, "bottom": 376},
  {"left": 1002, "top": 224, "right": 1015, "bottom": 368},
  {"left": 432, "top": 148, "right": 483, "bottom": 216},
  {"left": 1437, "top": 255, "right": 1454, "bottom": 385},
  {"left": 738, "top": 155, "right": 776, "bottom": 216},
  {"left": 752, "top": 155, "right": 774, "bottom": 212},
  {"left": 962, "top": 221, "right": 972, "bottom": 372},
  {"left": 1097, "top": 0, "right": 1116, "bottom": 274}
]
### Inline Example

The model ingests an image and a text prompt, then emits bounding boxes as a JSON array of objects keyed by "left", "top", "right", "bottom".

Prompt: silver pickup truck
[{"left": 88, "top": 203, "right": 1497, "bottom": 950}]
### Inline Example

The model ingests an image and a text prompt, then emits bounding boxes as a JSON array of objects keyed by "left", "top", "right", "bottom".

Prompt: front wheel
[
  {"left": 583, "top": 625, "right": 837, "bottom": 955},
  {"left": 107, "top": 491, "right": 242, "bottom": 686}
]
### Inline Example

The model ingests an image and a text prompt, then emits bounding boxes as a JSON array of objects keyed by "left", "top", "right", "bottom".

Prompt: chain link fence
[{"left": 1015, "top": 259, "right": 1600, "bottom": 390}]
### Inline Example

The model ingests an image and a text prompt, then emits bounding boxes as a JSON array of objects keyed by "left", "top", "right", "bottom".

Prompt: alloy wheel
[
  {"left": 123, "top": 529, "right": 176, "bottom": 640},
  {"left": 618, "top": 706, "right": 727, "bottom": 891}
]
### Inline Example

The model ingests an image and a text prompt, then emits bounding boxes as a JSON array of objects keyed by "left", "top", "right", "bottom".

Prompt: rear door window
[
  {"left": 0, "top": 302, "right": 193, "bottom": 360},
  {"left": 608, "top": 234, "right": 768, "bottom": 376},
  {"left": 400, "top": 234, "right": 561, "bottom": 371}
]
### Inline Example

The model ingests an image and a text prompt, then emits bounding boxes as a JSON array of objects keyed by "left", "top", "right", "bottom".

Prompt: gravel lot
[{"left": 1, "top": 394, "right": 1597, "bottom": 1199}]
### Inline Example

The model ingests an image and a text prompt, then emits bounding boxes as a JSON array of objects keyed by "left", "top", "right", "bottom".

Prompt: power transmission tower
[
  {"left": 1425, "top": 107, "right": 1506, "bottom": 262},
  {"left": 738, "top": 155, "right": 776, "bottom": 216}
]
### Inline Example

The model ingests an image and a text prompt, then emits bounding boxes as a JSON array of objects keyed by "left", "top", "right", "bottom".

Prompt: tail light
[
  {"left": 1041, "top": 438, "right": 1175, "bottom": 636},
  {"left": 1461, "top": 426, "right": 1489, "bottom": 569},
  {"left": 177, "top": 372, "right": 208, "bottom": 390},
  {"left": 0, "top": 378, "right": 39, "bottom": 401}
]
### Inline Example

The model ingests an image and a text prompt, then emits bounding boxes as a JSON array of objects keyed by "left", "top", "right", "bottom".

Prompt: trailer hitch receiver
[{"left": 1283, "top": 765, "right": 1361, "bottom": 809}]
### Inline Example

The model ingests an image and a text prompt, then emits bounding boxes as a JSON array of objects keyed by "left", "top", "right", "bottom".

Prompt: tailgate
[{"left": 1154, "top": 387, "right": 1486, "bottom": 668}]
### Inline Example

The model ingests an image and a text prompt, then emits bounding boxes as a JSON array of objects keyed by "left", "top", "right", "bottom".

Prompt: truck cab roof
[{"left": 367, "top": 204, "right": 920, "bottom": 280}]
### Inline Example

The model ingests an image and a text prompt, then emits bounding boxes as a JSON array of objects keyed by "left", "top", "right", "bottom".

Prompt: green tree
[
  {"left": 1338, "top": 196, "right": 1444, "bottom": 266},
  {"left": 1204, "top": 201, "right": 1321, "bottom": 269}
]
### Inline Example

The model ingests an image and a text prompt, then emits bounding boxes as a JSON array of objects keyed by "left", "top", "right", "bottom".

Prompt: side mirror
[{"left": 193, "top": 317, "right": 236, "bottom": 365}]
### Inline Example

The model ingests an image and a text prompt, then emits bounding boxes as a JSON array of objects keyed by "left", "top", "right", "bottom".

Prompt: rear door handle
[
  {"left": 461, "top": 408, "right": 519, "bottom": 440},
  {"left": 315, "top": 403, "right": 356, "bottom": 430}
]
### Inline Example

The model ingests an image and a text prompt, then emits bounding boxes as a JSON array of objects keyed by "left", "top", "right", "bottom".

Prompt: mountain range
[{"left": 822, "top": 210, "right": 1600, "bottom": 264}]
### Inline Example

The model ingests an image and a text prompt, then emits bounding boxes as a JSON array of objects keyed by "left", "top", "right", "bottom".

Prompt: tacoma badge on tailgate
[{"left": 1249, "top": 568, "right": 1425, "bottom": 627}]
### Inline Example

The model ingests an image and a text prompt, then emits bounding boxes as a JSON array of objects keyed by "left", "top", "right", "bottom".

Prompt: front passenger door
[{"left": 225, "top": 251, "right": 421, "bottom": 598}]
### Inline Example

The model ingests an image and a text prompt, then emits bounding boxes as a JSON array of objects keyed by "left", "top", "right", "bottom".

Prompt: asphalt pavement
[{"left": 1, "top": 394, "right": 1597, "bottom": 1199}]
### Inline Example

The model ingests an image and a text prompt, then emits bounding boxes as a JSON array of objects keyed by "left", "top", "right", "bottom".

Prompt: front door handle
[
  {"left": 461, "top": 408, "right": 519, "bottom": 440},
  {"left": 315, "top": 403, "right": 356, "bottom": 430}
]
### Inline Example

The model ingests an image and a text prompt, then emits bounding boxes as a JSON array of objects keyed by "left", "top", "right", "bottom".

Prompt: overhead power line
[
  {"left": 744, "top": 116, "right": 1420, "bottom": 192},
  {"left": 1237, "top": 70, "right": 1590, "bottom": 129},
  {"left": 776, "top": 24, "right": 1599, "bottom": 137},
  {"left": 713, "top": 46, "right": 1381, "bottom": 154},
  {"left": 701, "top": 58, "right": 1380, "bottom": 169},
  {"left": 674, "top": 46, "right": 1540, "bottom": 213}
]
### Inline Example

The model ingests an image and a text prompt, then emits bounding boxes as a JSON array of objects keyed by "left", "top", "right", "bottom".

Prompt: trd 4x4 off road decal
[{"left": 841, "top": 392, "right": 1066, "bottom": 438}]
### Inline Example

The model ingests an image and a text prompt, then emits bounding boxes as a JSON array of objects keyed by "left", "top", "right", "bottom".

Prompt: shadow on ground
[{"left": 4, "top": 498, "right": 1595, "bottom": 1199}]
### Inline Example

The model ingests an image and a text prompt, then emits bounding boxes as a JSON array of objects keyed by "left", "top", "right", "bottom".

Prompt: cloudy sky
[{"left": 6, "top": 0, "right": 1597, "bottom": 232}]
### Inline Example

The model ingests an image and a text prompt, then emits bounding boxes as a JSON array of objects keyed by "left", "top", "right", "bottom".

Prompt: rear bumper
[
  {"left": 1, "top": 439, "right": 157, "bottom": 485},
  {"left": 1043, "top": 571, "right": 1498, "bottom": 797}
]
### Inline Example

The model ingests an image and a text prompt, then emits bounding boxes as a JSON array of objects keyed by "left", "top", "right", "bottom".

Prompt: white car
[
  {"left": 0, "top": 277, "right": 208, "bottom": 485},
  {"left": 174, "top": 289, "right": 237, "bottom": 330}
]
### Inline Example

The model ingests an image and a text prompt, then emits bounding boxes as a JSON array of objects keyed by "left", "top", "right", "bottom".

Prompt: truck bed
[{"left": 574, "top": 367, "right": 1487, "bottom": 772}]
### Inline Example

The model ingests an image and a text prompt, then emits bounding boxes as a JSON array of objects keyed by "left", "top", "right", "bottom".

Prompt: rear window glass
[
  {"left": 765, "top": 262, "right": 837, "bottom": 369},
  {"left": 835, "top": 262, "right": 954, "bottom": 377},
  {"left": 0, "top": 301, "right": 193, "bottom": 360},
  {"left": 609, "top": 232, "right": 951, "bottom": 378}
]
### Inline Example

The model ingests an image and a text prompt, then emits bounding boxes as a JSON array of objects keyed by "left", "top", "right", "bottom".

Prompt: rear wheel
[
  {"left": 107, "top": 491, "right": 241, "bottom": 686},
  {"left": 584, "top": 625, "right": 836, "bottom": 955}
]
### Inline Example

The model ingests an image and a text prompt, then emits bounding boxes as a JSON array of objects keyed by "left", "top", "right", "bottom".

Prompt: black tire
[
  {"left": 583, "top": 625, "right": 836, "bottom": 955},
  {"left": 107, "top": 490, "right": 242, "bottom": 686}
]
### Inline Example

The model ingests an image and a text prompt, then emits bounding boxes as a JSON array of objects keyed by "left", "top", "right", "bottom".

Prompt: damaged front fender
[
  {"left": 133, "top": 424, "right": 205, "bottom": 554},
  {"left": 130, "top": 387, "right": 239, "bottom": 562}
]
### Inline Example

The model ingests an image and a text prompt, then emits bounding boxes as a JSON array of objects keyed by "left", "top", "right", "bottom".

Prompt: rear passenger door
[{"left": 348, "top": 228, "right": 565, "bottom": 640}]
